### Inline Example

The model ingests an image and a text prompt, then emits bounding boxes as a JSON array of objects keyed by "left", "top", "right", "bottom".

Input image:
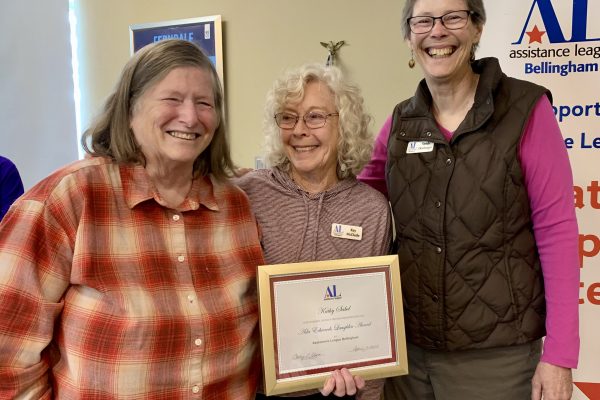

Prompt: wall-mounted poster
[{"left": 129, "top": 16, "right": 224, "bottom": 86}]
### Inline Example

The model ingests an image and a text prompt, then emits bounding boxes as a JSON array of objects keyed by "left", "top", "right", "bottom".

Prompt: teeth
[
  {"left": 294, "top": 146, "right": 317, "bottom": 152},
  {"left": 169, "top": 131, "right": 197, "bottom": 140},
  {"left": 428, "top": 47, "right": 454, "bottom": 57}
]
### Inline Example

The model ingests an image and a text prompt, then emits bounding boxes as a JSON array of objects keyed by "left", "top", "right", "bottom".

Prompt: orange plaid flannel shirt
[{"left": 0, "top": 157, "right": 264, "bottom": 399}]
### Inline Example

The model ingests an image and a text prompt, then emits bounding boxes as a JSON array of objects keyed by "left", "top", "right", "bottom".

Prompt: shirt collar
[{"left": 120, "top": 164, "right": 219, "bottom": 212}]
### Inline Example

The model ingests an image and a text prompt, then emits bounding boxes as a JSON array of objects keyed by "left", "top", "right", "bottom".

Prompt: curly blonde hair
[{"left": 263, "top": 64, "right": 373, "bottom": 179}]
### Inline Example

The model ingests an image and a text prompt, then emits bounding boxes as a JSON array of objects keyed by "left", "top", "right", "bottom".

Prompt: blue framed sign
[{"left": 129, "top": 16, "right": 224, "bottom": 86}]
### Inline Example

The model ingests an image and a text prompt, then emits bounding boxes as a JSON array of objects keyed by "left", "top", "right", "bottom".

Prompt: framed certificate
[
  {"left": 129, "top": 16, "right": 224, "bottom": 87},
  {"left": 258, "top": 255, "right": 407, "bottom": 396}
]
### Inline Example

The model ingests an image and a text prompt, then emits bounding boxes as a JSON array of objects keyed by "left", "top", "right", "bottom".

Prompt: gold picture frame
[{"left": 257, "top": 255, "right": 407, "bottom": 396}]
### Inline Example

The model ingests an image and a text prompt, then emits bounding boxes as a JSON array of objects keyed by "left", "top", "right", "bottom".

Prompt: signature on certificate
[
  {"left": 350, "top": 344, "right": 380, "bottom": 353},
  {"left": 292, "top": 352, "right": 323, "bottom": 361}
]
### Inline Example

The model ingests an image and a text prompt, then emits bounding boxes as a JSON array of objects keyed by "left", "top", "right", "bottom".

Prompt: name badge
[
  {"left": 406, "top": 141, "right": 434, "bottom": 154},
  {"left": 331, "top": 223, "right": 363, "bottom": 241}
]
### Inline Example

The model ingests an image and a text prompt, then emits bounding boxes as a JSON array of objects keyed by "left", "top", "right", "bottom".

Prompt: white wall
[{"left": 0, "top": 0, "right": 78, "bottom": 190}]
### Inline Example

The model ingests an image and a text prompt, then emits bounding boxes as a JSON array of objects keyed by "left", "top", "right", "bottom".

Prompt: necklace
[{"left": 290, "top": 170, "right": 338, "bottom": 194}]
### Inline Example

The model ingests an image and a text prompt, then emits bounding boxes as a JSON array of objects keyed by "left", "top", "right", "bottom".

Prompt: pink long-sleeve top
[{"left": 358, "top": 96, "right": 580, "bottom": 369}]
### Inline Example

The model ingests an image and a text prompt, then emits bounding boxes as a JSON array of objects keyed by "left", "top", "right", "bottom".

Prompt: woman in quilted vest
[{"left": 358, "top": 0, "right": 579, "bottom": 399}]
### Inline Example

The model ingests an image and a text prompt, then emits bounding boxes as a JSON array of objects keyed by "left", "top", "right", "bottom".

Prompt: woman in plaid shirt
[{"left": 0, "top": 40, "right": 264, "bottom": 399}]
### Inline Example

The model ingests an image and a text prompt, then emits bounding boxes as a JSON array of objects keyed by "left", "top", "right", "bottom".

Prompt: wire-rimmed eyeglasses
[
  {"left": 274, "top": 112, "right": 339, "bottom": 130},
  {"left": 407, "top": 10, "right": 474, "bottom": 34}
]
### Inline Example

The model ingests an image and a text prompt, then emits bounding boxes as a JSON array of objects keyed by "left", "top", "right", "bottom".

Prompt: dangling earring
[{"left": 408, "top": 50, "right": 416, "bottom": 69}]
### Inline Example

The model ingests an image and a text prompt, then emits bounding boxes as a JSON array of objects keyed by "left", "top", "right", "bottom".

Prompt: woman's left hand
[
  {"left": 234, "top": 167, "right": 254, "bottom": 177},
  {"left": 531, "top": 361, "right": 573, "bottom": 400},
  {"left": 320, "top": 368, "right": 365, "bottom": 397}
]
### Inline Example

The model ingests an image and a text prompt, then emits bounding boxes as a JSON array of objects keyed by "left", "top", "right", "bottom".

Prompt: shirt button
[
  {"left": 188, "top": 294, "right": 195, "bottom": 303},
  {"left": 434, "top": 340, "right": 442, "bottom": 347},
  {"left": 172, "top": 214, "right": 180, "bottom": 221},
  {"left": 190, "top": 201, "right": 199, "bottom": 210},
  {"left": 435, "top": 201, "right": 441, "bottom": 208},
  {"left": 195, "top": 338, "right": 203, "bottom": 346},
  {"left": 432, "top": 294, "right": 439, "bottom": 302},
  {"left": 445, "top": 158, "right": 453, "bottom": 166},
  {"left": 192, "top": 385, "right": 200, "bottom": 394},
  {"left": 400, "top": 131, "right": 406, "bottom": 137},
  {"left": 177, "top": 255, "right": 185, "bottom": 262},
  {"left": 425, "top": 131, "right": 432, "bottom": 137},
  {"left": 435, "top": 247, "right": 442, "bottom": 254}
]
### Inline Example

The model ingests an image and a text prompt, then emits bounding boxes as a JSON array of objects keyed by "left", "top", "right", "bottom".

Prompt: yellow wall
[{"left": 76, "top": 0, "right": 421, "bottom": 167}]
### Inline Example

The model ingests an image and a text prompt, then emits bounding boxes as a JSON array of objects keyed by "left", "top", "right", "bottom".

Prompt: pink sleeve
[
  {"left": 358, "top": 116, "right": 392, "bottom": 198},
  {"left": 519, "top": 95, "right": 580, "bottom": 368}
]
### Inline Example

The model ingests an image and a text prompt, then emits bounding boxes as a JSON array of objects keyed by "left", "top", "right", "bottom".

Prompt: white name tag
[
  {"left": 406, "top": 141, "right": 434, "bottom": 154},
  {"left": 331, "top": 223, "right": 363, "bottom": 241}
]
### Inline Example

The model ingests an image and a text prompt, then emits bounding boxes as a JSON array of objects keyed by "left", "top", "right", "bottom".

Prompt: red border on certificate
[{"left": 270, "top": 267, "right": 397, "bottom": 380}]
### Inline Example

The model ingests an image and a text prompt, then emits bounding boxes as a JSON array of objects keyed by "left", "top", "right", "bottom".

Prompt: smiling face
[
  {"left": 280, "top": 80, "right": 339, "bottom": 183},
  {"left": 408, "top": 0, "right": 482, "bottom": 84},
  {"left": 129, "top": 66, "right": 218, "bottom": 175}
]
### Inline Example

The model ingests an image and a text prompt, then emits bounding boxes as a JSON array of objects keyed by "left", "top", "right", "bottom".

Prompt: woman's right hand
[{"left": 319, "top": 368, "right": 365, "bottom": 397}]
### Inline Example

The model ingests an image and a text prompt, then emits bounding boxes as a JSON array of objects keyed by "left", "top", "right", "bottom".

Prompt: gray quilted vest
[{"left": 386, "top": 58, "right": 549, "bottom": 351}]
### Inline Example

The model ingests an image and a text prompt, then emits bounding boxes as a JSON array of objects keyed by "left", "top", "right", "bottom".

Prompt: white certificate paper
[{"left": 273, "top": 270, "right": 393, "bottom": 376}]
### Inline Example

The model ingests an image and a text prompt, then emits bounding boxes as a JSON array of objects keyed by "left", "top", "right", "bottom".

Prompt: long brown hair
[{"left": 81, "top": 39, "right": 233, "bottom": 179}]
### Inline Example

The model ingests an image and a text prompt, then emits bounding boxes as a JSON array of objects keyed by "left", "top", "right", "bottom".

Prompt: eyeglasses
[
  {"left": 274, "top": 112, "right": 339, "bottom": 130},
  {"left": 407, "top": 10, "right": 474, "bottom": 34}
]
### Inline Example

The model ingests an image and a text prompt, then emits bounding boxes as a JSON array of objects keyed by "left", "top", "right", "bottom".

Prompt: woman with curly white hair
[{"left": 236, "top": 63, "right": 392, "bottom": 400}]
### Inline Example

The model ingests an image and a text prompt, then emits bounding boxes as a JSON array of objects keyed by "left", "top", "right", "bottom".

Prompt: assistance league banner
[{"left": 479, "top": 1, "right": 600, "bottom": 398}]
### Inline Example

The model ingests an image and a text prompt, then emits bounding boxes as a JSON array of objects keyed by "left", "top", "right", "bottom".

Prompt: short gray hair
[
  {"left": 263, "top": 64, "right": 373, "bottom": 179},
  {"left": 401, "top": 0, "right": 486, "bottom": 40}
]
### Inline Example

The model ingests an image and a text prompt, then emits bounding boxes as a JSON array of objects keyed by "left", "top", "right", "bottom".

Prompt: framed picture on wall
[{"left": 129, "top": 15, "right": 224, "bottom": 87}]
